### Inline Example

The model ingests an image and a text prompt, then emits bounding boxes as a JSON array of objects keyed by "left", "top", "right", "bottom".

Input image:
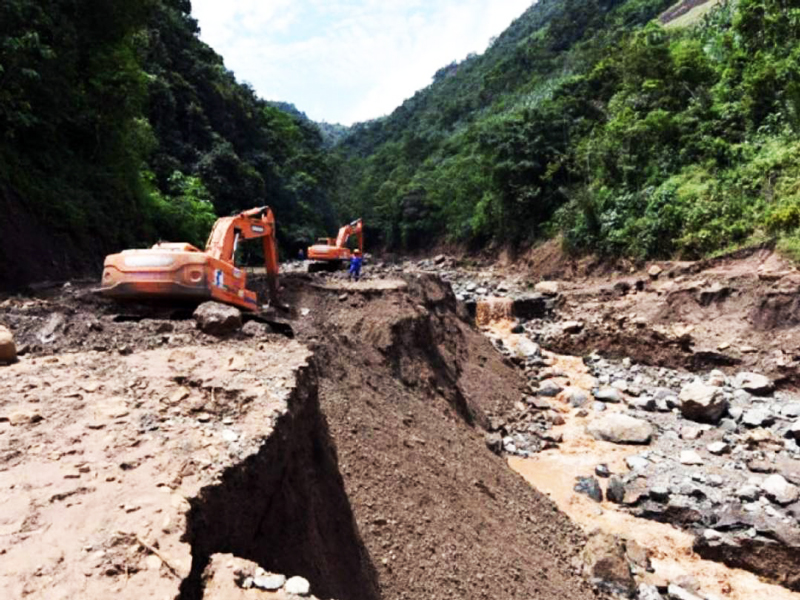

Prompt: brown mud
[{"left": 0, "top": 273, "right": 601, "bottom": 600}]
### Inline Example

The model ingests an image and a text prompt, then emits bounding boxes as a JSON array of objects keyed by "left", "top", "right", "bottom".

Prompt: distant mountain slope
[{"left": 334, "top": 0, "right": 800, "bottom": 262}]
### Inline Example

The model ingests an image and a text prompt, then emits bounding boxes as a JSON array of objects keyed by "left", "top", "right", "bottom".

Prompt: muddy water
[{"left": 478, "top": 311, "right": 800, "bottom": 600}]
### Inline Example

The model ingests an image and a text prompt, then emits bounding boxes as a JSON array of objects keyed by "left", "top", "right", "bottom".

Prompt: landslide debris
[{"left": 0, "top": 273, "right": 602, "bottom": 600}]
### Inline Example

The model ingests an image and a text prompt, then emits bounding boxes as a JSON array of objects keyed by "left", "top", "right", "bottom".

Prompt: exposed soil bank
[
  {"left": 180, "top": 363, "right": 380, "bottom": 600},
  {"left": 279, "top": 274, "right": 601, "bottom": 600}
]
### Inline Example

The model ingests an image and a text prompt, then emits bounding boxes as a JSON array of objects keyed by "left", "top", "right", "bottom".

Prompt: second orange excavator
[
  {"left": 100, "top": 206, "right": 279, "bottom": 311},
  {"left": 307, "top": 218, "right": 363, "bottom": 272}
]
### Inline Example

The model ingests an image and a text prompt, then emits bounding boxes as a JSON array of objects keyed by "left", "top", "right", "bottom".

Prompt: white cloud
[{"left": 190, "top": 0, "right": 532, "bottom": 125}]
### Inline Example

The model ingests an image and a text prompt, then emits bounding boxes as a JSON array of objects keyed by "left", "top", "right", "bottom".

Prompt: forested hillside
[
  {"left": 3, "top": 0, "right": 800, "bottom": 287},
  {"left": 335, "top": 0, "right": 800, "bottom": 261},
  {"left": 0, "top": 0, "right": 337, "bottom": 287}
]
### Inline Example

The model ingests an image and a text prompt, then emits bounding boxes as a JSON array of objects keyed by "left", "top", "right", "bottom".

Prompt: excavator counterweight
[{"left": 100, "top": 207, "right": 279, "bottom": 311}]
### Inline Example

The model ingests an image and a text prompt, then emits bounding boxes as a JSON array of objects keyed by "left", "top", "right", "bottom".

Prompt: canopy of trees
[{"left": 334, "top": 0, "right": 800, "bottom": 260}]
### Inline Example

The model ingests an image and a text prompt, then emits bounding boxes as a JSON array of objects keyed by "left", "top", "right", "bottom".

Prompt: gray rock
[
  {"left": 594, "top": 387, "right": 624, "bottom": 403},
  {"left": 592, "top": 402, "right": 607, "bottom": 413},
  {"left": 0, "top": 325, "right": 17, "bottom": 364},
  {"left": 728, "top": 407, "right": 744, "bottom": 421},
  {"left": 588, "top": 414, "right": 654, "bottom": 445},
  {"left": 680, "top": 450, "right": 704, "bottom": 465},
  {"left": 595, "top": 464, "right": 611, "bottom": 478},
  {"left": 638, "top": 583, "right": 664, "bottom": 600},
  {"left": 284, "top": 576, "right": 311, "bottom": 596},
  {"left": 761, "top": 474, "right": 800, "bottom": 505},
  {"left": 535, "top": 281, "right": 560, "bottom": 296},
  {"left": 37, "top": 313, "right": 66, "bottom": 344},
  {"left": 680, "top": 426, "right": 704, "bottom": 441},
  {"left": 782, "top": 404, "right": 800, "bottom": 418},
  {"left": 649, "top": 486, "right": 670, "bottom": 502},
  {"left": 253, "top": 574, "right": 286, "bottom": 591},
  {"left": 485, "top": 432, "right": 503, "bottom": 455},
  {"left": 242, "top": 320, "right": 271, "bottom": 337},
  {"left": 742, "top": 408, "right": 775, "bottom": 428},
  {"left": 629, "top": 396, "right": 657, "bottom": 412},
  {"left": 612, "top": 380, "right": 629, "bottom": 392},
  {"left": 515, "top": 337, "right": 541, "bottom": 359},
  {"left": 626, "top": 456, "right": 650, "bottom": 471},
  {"left": 574, "top": 476, "right": 603, "bottom": 502},
  {"left": 607, "top": 476, "right": 626, "bottom": 504},
  {"left": 707, "top": 442, "right": 730, "bottom": 455},
  {"left": 733, "top": 389, "right": 752, "bottom": 404},
  {"left": 679, "top": 381, "right": 729, "bottom": 424},
  {"left": 193, "top": 301, "right": 243, "bottom": 336},
  {"left": 538, "top": 379, "right": 563, "bottom": 397},
  {"left": 707, "top": 370, "right": 727, "bottom": 387},
  {"left": 562, "top": 387, "right": 590, "bottom": 408},
  {"left": 735, "top": 372, "right": 775, "bottom": 396},
  {"left": 667, "top": 584, "right": 703, "bottom": 600},
  {"left": 736, "top": 485, "right": 761, "bottom": 502}
]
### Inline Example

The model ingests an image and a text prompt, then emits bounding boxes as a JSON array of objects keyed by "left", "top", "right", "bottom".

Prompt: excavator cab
[{"left": 100, "top": 207, "right": 279, "bottom": 311}]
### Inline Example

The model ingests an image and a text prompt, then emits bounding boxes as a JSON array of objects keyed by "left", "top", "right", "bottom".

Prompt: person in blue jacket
[{"left": 348, "top": 249, "right": 363, "bottom": 281}]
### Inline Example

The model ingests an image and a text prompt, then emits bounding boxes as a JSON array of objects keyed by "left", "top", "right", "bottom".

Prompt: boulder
[
  {"left": 588, "top": 414, "right": 653, "bottom": 445},
  {"left": 574, "top": 476, "right": 603, "bottom": 502},
  {"left": 679, "top": 381, "right": 729, "bottom": 424},
  {"left": 284, "top": 576, "right": 311, "bottom": 596},
  {"left": 648, "top": 265, "right": 663, "bottom": 279},
  {"left": 0, "top": 325, "right": 17, "bottom": 364},
  {"left": 534, "top": 281, "right": 560, "bottom": 296},
  {"left": 625, "top": 455, "right": 649, "bottom": 471},
  {"left": 514, "top": 337, "right": 541, "bottom": 359},
  {"left": 735, "top": 372, "right": 775, "bottom": 396},
  {"left": 253, "top": 574, "right": 286, "bottom": 591},
  {"left": 742, "top": 408, "right": 775, "bottom": 428},
  {"left": 679, "top": 450, "right": 704, "bottom": 466},
  {"left": 761, "top": 474, "right": 800, "bottom": 506},
  {"left": 560, "top": 387, "right": 590, "bottom": 408},
  {"left": 606, "top": 476, "right": 626, "bottom": 504},
  {"left": 193, "top": 302, "right": 243, "bottom": 336},
  {"left": 538, "top": 379, "right": 563, "bottom": 398},
  {"left": 594, "top": 387, "right": 624, "bottom": 403}
]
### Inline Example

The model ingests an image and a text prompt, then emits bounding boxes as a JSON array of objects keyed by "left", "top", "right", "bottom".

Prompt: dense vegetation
[
  {"left": 335, "top": 0, "right": 800, "bottom": 260},
  {"left": 3, "top": 0, "right": 800, "bottom": 285},
  {"left": 0, "top": 0, "right": 337, "bottom": 283}
]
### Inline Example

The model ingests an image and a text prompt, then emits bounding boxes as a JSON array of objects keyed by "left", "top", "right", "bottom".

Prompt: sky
[{"left": 190, "top": 0, "right": 533, "bottom": 125}]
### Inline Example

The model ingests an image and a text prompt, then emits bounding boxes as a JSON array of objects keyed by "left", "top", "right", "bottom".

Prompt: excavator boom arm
[
  {"left": 205, "top": 206, "right": 280, "bottom": 302},
  {"left": 334, "top": 218, "right": 364, "bottom": 253}
]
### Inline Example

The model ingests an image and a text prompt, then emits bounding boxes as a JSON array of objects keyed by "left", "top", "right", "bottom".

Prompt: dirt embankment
[{"left": 0, "top": 274, "right": 601, "bottom": 600}]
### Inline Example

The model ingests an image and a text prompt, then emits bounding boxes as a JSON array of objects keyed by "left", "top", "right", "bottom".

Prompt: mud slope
[{"left": 282, "top": 274, "right": 598, "bottom": 600}]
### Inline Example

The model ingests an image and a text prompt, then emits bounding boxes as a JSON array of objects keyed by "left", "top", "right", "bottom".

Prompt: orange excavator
[
  {"left": 100, "top": 207, "right": 279, "bottom": 311},
  {"left": 307, "top": 218, "right": 363, "bottom": 272}
]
